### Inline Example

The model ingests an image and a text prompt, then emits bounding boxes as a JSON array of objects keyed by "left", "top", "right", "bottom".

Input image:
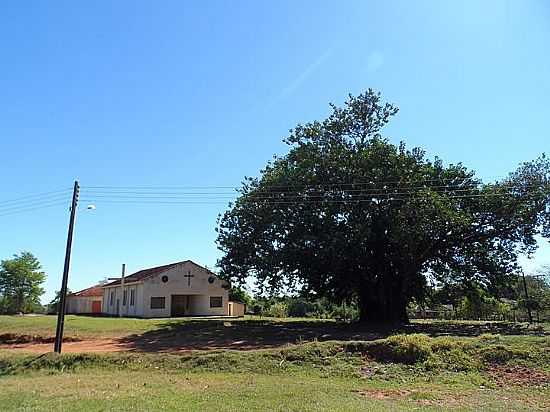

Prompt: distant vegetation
[
  {"left": 230, "top": 266, "right": 550, "bottom": 323},
  {"left": 0, "top": 252, "right": 45, "bottom": 314}
]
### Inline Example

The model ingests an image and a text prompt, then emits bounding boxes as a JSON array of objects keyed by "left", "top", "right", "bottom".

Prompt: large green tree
[
  {"left": 216, "top": 90, "right": 550, "bottom": 323},
  {"left": 0, "top": 252, "right": 45, "bottom": 314}
]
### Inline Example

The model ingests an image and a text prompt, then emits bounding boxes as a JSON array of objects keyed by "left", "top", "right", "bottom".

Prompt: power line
[
  {"left": 82, "top": 177, "right": 546, "bottom": 190},
  {"left": 78, "top": 185, "right": 546, "bottom": 203},
  {"left": 80, "top": 178, "right": 487, "bottom": 191},
  {"left": 79, "top": 184, "right": 545, "bottom": 198},
  {"left": 0, "top": 181, "right": 546, "bottom": 216},
  {"left": 0, "top": 194, "right": 72, "bottom": 213},
  {"left": 0, "top": 201, "right": 69, "bottom": 217},
  {"left": 81, "top": 185, "right": 478, "bottom": 195},
  {"left": 79, "top": 188, "right": 541, "bottom": 199},
  {"left": 0, "top": 188, "right": 71, "bottom": 205},
  {"left": 80, "top": 181, "right": 545, "bottom": 195},
  {"left": 79, "top": 193, "right": 543, "bottom": 206}
]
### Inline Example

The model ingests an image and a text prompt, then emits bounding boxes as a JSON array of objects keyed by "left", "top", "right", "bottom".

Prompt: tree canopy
[
  {"left": 0, "top": 251, "right": 45, "bottom": 314},
  {"left": 216, "top": 90, "right": 550, "bottom": 323}
]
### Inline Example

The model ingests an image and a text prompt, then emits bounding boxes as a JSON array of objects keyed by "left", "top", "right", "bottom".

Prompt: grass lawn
[
  {"left": 0, "top": 316, "right": 549, "bottom": 411},
  {"left": 1, "top": 334, "right": 549, "bottom": 411},
  {"left": 2, "top": 367, "right": 547, "bottom": 412},
  {"left": 0, "top": 314, "right": 177, "bottom": 339},
  {"left": 0, "top": 314, "right": 333, "bottom": 340}
]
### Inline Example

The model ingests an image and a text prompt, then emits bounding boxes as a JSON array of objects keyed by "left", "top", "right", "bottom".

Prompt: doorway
[
  {"left": 171, "top": 295, "right": 189, "bottom": 317},
  {"left": 91, "top": 301, "right": 102, "bottom": 314}
]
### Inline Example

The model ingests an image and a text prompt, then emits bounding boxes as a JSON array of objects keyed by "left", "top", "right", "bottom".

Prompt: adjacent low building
[{"left": 66, "top": 285, "right": 104, "bottom": 314}]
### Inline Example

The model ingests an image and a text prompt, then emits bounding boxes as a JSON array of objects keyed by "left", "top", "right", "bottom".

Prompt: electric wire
[
  {"left": 0, "top": 194, "right": 73, "bottom": 213},
  {"left": 0, "top": 180, "right": 546, "bottom": 217},
  {"left": 0, "top": 188, "right": 72, "bottom": 206},
  {"left": 0, "top": 201, "right": 70, "bottom": 217}
]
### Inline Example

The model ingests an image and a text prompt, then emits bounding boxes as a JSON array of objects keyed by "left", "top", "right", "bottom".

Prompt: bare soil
[
  {"left": 1, "top": 338, "right": 125, "bottom": 353},
  {"left": 488, "top": 364, "right": 550, "bottom": 387}
]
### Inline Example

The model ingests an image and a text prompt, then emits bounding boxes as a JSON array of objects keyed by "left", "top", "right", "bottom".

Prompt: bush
[
  {"left": 287, "top": 299, "right": 315, "bottom": 317},
  {"left": 346, "top": 334, "right": 479, "bottom": 371},
  {"left": 265, "top": 302, "right": 288, "bottom": 318},
  {"left": 478, "top": 333, "right": 501, "bottom": 342},
  {"left": 368, "top": 334, "right": 433, "bottom": 364},
  {"left": 479, "top": 345, "right": 531, "bottom": 364}
]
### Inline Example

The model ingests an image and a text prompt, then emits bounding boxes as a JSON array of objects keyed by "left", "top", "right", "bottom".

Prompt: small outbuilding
[{"left": 66, "top": 285, "right": 104, "bottom": 315}]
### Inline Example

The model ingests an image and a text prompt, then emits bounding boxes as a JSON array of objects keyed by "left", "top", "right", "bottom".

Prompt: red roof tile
[{"left": 68, "top": 285, "right": 104, "bottom": 297}]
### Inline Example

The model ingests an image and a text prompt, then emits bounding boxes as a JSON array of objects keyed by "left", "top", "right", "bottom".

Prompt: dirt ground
[
  {"left": 2, "top": 338, "right": 125, "bottom": 353},
  {"left": 0, "top": 319, "right": 380, "bottom": 353},
  {"left": 0, "top": 318, "right": 545, "bottom": 354}
]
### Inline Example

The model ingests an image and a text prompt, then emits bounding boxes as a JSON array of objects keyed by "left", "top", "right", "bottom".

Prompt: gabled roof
[
  {"left": 103, "top": 260, "right": 216, "bottom": 287},
  {"left": 68, "top": 285, "right": 104, "bottom": 297}
]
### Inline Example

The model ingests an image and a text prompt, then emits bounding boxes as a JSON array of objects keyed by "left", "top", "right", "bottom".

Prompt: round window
[
  {"left": 208, "top": 276, "right": 215, "bottom": 284},
  {"left": 161, "top": 275, "right": 169, "bottom": 283}
]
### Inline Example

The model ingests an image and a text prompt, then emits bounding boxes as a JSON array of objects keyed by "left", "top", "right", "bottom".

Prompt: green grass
[
  {"left": 1, "top": 314, "right": 546, "bottom": 343},
  {"left": 0, "top": 315, "right": 176, "bottom": 339},
  {"left": 0, "top": 314, "right": 332, "bottom": 340},
  {"left": 0, "top": 335, "right": 549, "bottom": 411},
  {"left": 3, "top": 368, "right": 546, "bottom": 412},
  {"left": 1, "top": 317, "right": 549, "bottom": 411}
]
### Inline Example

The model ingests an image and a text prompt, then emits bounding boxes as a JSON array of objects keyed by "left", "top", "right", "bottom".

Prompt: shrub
[
  {"left": 479, "top": 333, "right": 501, "bottom": 341},
  {"left": 479, "top": 345, "right": 531, "bottom": 364},
  {"left": 265, "top": 302, "right": 288, "bottom": 318},
  {"left": 287, "top": 299, "right": 315, "bottom": 317},
  {"left": 366, "top": 334, "right": 433, "bottom": 364}
]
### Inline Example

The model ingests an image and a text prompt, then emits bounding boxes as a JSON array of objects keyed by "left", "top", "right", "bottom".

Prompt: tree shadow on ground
[
  {"left": 116, "top": 319, "right": 547, "bottom": 353},
  {"left": 402, "top": 320, "right": 546, "bottom": 337}
]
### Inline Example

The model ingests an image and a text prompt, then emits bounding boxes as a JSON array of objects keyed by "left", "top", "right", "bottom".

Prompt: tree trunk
[{"left": 358, "top": 279, "right": 409, "bottom": 324}]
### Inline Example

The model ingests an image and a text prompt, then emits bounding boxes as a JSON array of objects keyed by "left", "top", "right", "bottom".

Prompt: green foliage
[
  {"left": 456, "top": 286, "right": 503, "bottom": 319},
  {"left": 0, "top": 252, "right": 45, "bottom": 314},
  {"left": 373, "top": 334, "right": 433, "bottom": 364},
  {"left": 346, "top": 333, "right": 548, "bottom": 372},
  {"left": 248, "top": 296, "right": 359, "bottom": 320},
  {"left": 517, "top": 273, "right": 550, "bottom": 314},
  {"left": 227, "top": 287, "right": 252, "bottom": 305},
  {"left": 478, "top": 345, "right": 532, "bottom": 364},
  {"left": 265, "top": 301, "right": 288, "bottom": 318},
  {"left": 217, "top": 90, "right": 550, "bottom": 323},
  {"left": 46, "top": 289, "right": 72, "bottom": 315},
  {"left": 1, "top": 334, "right": 542, "bottom": 376},
  {"left": 286, "top": 298, "right": 315, "bottom": 317}
]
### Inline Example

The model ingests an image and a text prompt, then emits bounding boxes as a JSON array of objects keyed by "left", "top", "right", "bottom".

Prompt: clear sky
[{"left": 1, "top": 0, "right": 549, "bottom": 303}]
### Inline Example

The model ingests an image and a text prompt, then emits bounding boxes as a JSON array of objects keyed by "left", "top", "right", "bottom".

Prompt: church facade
[{"left": 101, "top": 260, "right": 232, "bottom": 318}]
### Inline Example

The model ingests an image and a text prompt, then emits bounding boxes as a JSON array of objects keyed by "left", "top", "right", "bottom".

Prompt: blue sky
[{"left": 1, "top": 0, "right": 549, "bottom": 303}]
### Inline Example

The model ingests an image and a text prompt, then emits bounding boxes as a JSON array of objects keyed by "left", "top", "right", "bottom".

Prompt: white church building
[{"left": 101, "top": 260, "right": 242, "bottom": 318}]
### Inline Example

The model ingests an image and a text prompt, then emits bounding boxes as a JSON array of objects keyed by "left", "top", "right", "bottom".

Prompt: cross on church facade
[{"left": 184, "top": 271, "right": 194, "bottom": 287}]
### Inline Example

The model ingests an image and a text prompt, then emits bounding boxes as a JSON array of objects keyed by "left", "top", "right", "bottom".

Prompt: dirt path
[
  {"left": 0, "top": 336, "right": 302, "bottom": 353},
  {"left": 1, "top": 339, "right": 128, "bottom": 353}
]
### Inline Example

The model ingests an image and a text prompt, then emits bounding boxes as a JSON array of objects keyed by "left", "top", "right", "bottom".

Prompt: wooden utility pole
[
  {"left": 54, "top": 180, "right": 80, "bottom": 353},
  {"left": 521, "top": 272, "right": 533, "bottom": 324},
  {"left": 120, "top": 263, "right": 125, "bottom": 317},
  {"left": 107, "top": 263, "right": 126, "bottom": 317}
]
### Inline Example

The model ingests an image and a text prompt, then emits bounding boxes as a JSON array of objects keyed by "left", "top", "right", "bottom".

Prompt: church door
[{"left": 171, "top": 295, "right": 187, "bottom": 317}]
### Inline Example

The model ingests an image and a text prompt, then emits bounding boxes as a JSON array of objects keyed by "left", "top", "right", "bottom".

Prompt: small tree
[
  {"left": 0, "top": 252, "right": 46, "bottom": 314},
  {"left": 228, "top": 286, "right": 253, "bottom": 306},
  {"left": 47, "top": 289, "right": 72, "bottom": 314}
]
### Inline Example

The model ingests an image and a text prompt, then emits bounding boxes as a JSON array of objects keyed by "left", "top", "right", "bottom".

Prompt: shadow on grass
[
  {"left": 117, "top": 319, "right": 379, "bottom": 352},
  {"left": 116, "top": 318, "right": 547, "bottom": 352}
]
